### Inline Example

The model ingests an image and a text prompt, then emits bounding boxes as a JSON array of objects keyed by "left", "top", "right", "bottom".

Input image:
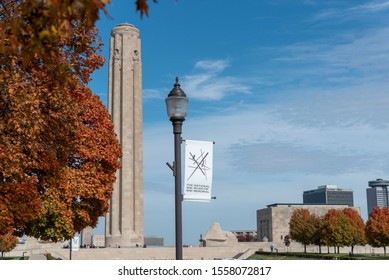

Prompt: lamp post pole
[
  {"left": 69, "top": 237, "right": 72, "bottom": 260},
  {"left": 165, "top": 77, "right": 188, "bottom": 260},
  {"left": 173, "top": 119, "right": 183, "bottom": 260}
]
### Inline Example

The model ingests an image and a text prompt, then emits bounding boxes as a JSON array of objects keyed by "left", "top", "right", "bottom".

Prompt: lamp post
[{"left": 165, "top": 77, "right": 188, "bottom": 260}]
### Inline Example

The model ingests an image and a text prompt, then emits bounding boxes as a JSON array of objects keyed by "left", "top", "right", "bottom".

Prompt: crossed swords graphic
[{"left": 187, "top": 150, "right": 210, "bottom": 181}]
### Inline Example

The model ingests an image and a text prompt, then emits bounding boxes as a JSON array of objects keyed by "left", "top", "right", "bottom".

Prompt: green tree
[
  {"left": 289, "top": 209, "right": 318, "bottom": 253},
  {"left": 365, "top": 207, "right": 389, "bottom": 256},
  {"left": 0, "top": 234, "right": 18, "bottom": 259}
]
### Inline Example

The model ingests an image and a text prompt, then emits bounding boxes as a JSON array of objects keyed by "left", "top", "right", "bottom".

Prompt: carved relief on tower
[
  {"left": 131, "top": 50, "right": 140, "bottom": 71},
  {"left": 114, "top": 48, "right": 122, "bottom": 70},
  {"left": 133, "top": 50, "right": 140, "bottom": 62}
]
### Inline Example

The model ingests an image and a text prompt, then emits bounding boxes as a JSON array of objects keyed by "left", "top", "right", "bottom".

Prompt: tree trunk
[
  {"left": 319, "top": 245, "right": 322, "bottom": 254},
  {"left": 304, "top": 244, "right": 307, "bottom": 253},
  {"left": 384, "top": 246, "right": 387, "bottom": 256}
]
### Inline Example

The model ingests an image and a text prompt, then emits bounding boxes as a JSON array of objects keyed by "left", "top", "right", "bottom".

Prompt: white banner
[
  {"left": 71, "top": 236, "right": 80, "bottom": 251},
  {"left": 184, "top": 140, "right": 213, "bottom": 202}
]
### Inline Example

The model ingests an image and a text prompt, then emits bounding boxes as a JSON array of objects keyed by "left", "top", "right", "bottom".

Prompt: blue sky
[{"left": 89, "top": 0, "right": 389, "bottom": 245}]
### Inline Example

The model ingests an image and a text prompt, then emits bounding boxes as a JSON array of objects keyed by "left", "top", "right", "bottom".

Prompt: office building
[
  {"left": 303, "top": 185, "right": 354, "bottom": 206},
  {"left": 367, "top": 178, "right": 389, "bottom": 215}
]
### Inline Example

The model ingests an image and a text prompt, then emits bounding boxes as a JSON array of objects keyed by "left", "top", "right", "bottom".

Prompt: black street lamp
[{"left": 165, "top": 77, "right": 188, "bottom": 260}]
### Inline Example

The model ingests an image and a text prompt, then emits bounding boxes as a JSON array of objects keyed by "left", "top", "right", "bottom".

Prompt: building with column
[
  {"left": 367, "top": 178, "right": 389, "bottom": 215},
  {"left": 80, "top": 227, "right": 93, "bottom": 246},
  {"left": 303, "top": 185, "right": 354, "bottom": 206},
  {"left": 105, "top": 23, "right": 144, "bottom": 247}
]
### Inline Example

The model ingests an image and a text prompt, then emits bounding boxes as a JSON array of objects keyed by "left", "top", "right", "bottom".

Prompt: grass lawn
[
  {"left": 1, "top": 256, "right": 29, "bottom": 260},
  {"left": 248, "top": 251, "right": 389, "bottom": 260},
  {"left": 248, "top": 253, "right": 307, "bottom": 260}
]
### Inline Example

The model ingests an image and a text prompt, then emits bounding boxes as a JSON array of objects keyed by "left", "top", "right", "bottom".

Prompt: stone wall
[
  {"left": 53, "top": 243, "right": 262, "bottom": 260},
  {"left": 7, "top": 240, "right": 387, "bottom": 259}
]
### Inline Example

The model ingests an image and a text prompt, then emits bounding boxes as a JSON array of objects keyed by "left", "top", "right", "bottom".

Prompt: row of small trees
[{"left": 288, "top": 207, "right": 389, "bottom": 255}]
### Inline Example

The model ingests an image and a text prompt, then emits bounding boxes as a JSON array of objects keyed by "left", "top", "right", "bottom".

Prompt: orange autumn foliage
[
  {"left": 289, "top": 208, "right": 319, "bottom": 252},
  {"left": 0, "top": 0, "right": 157, "bottom": 84},
  {"left": 1, "top": 16, "right": 121, "bottom": 240},
  {"left": 365, "top": 207, "right": 389, "bottom": 255},
  {"left": 0, "top": 233, "right": 18, "bottom": 258}
]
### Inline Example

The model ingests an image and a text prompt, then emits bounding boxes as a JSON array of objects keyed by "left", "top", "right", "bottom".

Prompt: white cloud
[
  {"left": 229, "top": 141, "right": 386, "bottom": 175},
  {"left": 143, "top": 59, "right": 251, "bottom": 101},
  {"left": 194, "top": 60, "right": 229, "bottom": 73},
  {"left": 182, "top": 59, "right": 251, "bottom": 101},
  {"left": 145, "top": 96, "right": 389, "bottom": 177},
  {"left": 249, "top": 24, "right": 389, "bottom": 130},
  {"left": 351, "top": 0, "right": 389, "bottom": 13},
  {"left": 142, "top": 88, "right": 164, "bottom": 100},
  {"left": 272, "top": 26, "right": 389, "bottom": 80},
  {"left": 311, "top": 0, "right": 389, "bottom": 21}
]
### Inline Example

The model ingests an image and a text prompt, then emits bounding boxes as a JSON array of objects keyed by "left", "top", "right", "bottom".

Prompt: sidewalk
[{"left": 28, "top": 254, "right": 47, "bottom": 260}]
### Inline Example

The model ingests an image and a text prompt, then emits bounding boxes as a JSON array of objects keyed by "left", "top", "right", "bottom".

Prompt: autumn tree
[
  {"left": 0, "top": 11, "right": 121, "bottom": 241},
  {"left": 310, "top": 213, "right": 325, "bottom": 253},
  {"left": 321, "top": 209, "right": 354, "bottom": 253},
  {"left": 0, "top": 234, "right": 18, "bottom": 259},
  {"left": 0, "top": 0, "right": 157, "bottom": 84},
  {"left": 289, "top": 209, "right": 320, "bottom": 253},
  {"left": 342, "top": 208, "right": 367, "bottom": 253},
  {"left": 365, "top": 207, "right": 389, "bottom": 256},
  {"left": 1, "top": 0, "right": 160, "bottom": 241}
]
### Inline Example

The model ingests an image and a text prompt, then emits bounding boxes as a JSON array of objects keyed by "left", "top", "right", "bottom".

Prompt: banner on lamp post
[
  {"left": 71, "top": 236, "right": 80, "bottom": 251},
  {"left": 184, "top": 140, "right": 213, "bottom": 202}
]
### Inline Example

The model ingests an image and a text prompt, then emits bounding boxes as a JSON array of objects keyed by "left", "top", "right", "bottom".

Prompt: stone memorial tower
[{"left": 105, "top": 23, "right": 144, "bottom": 247}]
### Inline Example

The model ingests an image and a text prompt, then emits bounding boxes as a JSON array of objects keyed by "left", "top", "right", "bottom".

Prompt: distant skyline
[{"left": 89, "top": 1, "right": 389, "bottom": 245}]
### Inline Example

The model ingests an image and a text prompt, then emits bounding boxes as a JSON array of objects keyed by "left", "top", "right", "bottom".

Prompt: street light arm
[
  {"left": 166, "top": 161, "right": 177, "bottom": 178},
  {"left": 166, "top": 162, "right": 174, "bottom": 172}
]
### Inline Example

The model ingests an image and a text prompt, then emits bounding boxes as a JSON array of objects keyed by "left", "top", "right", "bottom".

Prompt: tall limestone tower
[{"left": 105, "top": 23, "right": 144, "bottom": 247}]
